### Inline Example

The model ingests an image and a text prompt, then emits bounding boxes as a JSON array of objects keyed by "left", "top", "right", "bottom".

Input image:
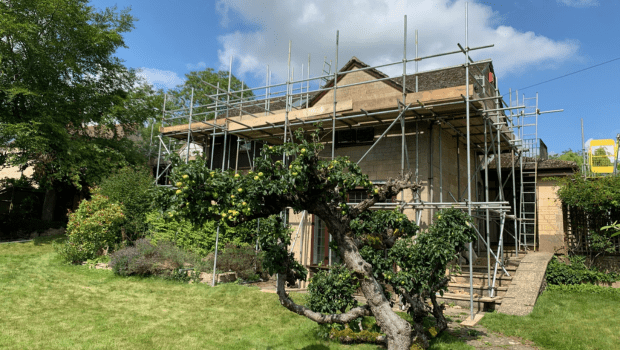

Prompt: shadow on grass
[
  {"left": 429, "top": 330, "right": 477, "bottom": 349},
  {"left": 299, "top": 346, "right": 330, "bottom": 350}
]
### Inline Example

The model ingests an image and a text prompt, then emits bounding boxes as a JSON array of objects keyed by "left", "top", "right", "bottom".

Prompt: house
[{"left": 158, "top": 56, "right": 537, "bottom": 275}]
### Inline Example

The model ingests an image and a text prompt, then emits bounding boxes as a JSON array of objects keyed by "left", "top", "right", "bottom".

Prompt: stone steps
[
  {"left": 435, "top": 292, "right": 504, "bottom": 312},
  {"left": 446, "top": 283, "right": 508, "bottom": 297},
  {"left": 451, "top": 271, "right": 513, "bottom": 287},
  {"left": 439, "top": 255, "right": 524, "bottom": 311}
]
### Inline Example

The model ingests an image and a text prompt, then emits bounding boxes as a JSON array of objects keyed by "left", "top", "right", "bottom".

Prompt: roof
[
  {"left": 392, "top": 61, "right": 494, "bottom": 94},
  {"left": 488, "top": 154, "right": 578, "bottom": 171},
  {"left": 309, "top": 56, "right": 494, "bottom": 106}
]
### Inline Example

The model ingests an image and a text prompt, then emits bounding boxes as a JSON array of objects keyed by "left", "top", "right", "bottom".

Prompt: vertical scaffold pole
[
  {"left": 581, "top": 119, "right": 586, "bottom": 177},
  {"left": 186, "top": 88, "right": 194, "bottom": 163},
  {"left": 332, "top": 31, "right": 339, "bottom": 160},
  {"left": 401, "top": 15, "right": 407, "bottom": 202},
  {"left": 212, "top": 225, "right": 220, "bottom": 287},
  {"left": 439, "top": 122, "right": 443, "bottom": 202},
  {"left": 222, "top": 56, "right": 233, "bottom": 172},
  {"left": 210, "top": 82, "right": 219, "bottom": 170},
  {"left": 307, "top": 54, "right": 310, "bottom": 110},
  {"left": 284, "top": 41, "right": 291, "bottom": 149},
  {"left": 156, "top": 94, "right": 166, "bottom": 183},
  {"left": 465, "top": 1, "right": 475, "bottom": 321},
  {"left": 484, "top": 117, "right": 491, "bottom": 296},
  {"left": 415, "top": 28, "right": 419, "bottom": 184},
  {"left": 213, "top": 60, "right": 232, "bottom": 283},
  {"left": 512, "top": 149, "right": 518, "bottom": 255}
]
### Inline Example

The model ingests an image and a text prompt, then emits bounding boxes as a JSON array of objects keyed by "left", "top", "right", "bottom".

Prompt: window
[
  {"left": 348, "top": 189, "right": 369, "bottom": 203},
  {"left": 335, "top": 127, "right": 375, "bottom": 148},
  {"left": 312, "top": 216, "right": 340, "bottom": 265},
  {"left": 347, "top": 189, "right": 395, "bottom": 204}
]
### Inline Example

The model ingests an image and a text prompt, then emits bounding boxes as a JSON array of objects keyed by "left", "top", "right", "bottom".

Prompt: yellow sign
[{"left": 589, "top": 139, "right": 617, "bottom": 173}]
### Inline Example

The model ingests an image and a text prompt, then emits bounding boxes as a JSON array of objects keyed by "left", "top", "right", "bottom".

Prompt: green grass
[
  {"left": 0, "top": 236, "right": 472, "bottom": 350},
  {"left": 481, "top": 286, "right": 620, "bottom": 350}
]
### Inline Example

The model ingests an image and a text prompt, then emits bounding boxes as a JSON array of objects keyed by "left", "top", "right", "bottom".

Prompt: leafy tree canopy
[
  {"left": 161, "top": 68, "right": 252, "bottom": 123},
  {"left": 550, "top": 149, "right": 584, "bottom": 168},
  {"left": 0, "top": 0, "right": 158, "bottom": 189}
]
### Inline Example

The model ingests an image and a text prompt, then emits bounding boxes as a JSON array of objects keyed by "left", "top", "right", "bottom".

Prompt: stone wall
[{"left": 537, "top": 180, "right": 566, "bottom": 254}]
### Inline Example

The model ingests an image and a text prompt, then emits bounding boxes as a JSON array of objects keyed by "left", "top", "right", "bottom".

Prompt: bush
[
  {"left": 110, "top": 238, "right": 204, "bottom": 278},
  {"left": 147, "top": 211, "right": 219, "bottom": 257},
  {"left": 546, "top": 283, "right": 620, "bottom": 295},
  {"left": 306, "top": 264, "right": 360, "bottom": 314},
  {"left": 56, "top": 189, "right": 125, "bottom": 263},
  {"left": 556, "top": 175, "right": 620, "bottom": 213},
  {"left": 98, "top": 166, "right": 155, "bottom": 239},
  {"left": 546, "top": 256, "right": 619, "bottom": 285},
  {"left": 147, "top": 210, "right": 261, "bottom": 258},
  {"left": 204, "top": 243, "right": 264, "bottom": 281}
]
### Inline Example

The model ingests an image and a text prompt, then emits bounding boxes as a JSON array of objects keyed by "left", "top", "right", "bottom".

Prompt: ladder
[
  {"left": 320, "top": 57, "right": 332, "bottom": 88},
  {"left": 520, "top": 139, "right": 538, "bottom": 248},
  {"left": 519, "top": 94, "right": 539, "bottom": 249}
]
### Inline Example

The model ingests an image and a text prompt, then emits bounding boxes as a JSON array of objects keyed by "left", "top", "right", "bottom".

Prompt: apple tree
[{"left": 166, "top": 129, "right": 476, "bottom": 350}]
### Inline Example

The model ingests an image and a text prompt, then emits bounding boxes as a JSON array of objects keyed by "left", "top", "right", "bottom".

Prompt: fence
[{"left": 564, "top": 205, "right": 620, "bottom": 255}]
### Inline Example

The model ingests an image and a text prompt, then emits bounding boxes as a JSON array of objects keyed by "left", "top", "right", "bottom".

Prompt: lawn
[
  {"left": 0, "top": 236, "right": 470, "bottom": 350},
  {"left": 480, "top": 285, "right": 620, "bottom": 350}
]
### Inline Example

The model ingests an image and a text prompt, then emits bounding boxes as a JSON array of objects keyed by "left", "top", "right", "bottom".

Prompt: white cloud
[
  {"left": 214, "top": 0, "right": 580, "bottom": 84},
  {"left": 186, "top": 61, "right": 207, "bottom": 70},
  {"left": 557, "top": 0, "right": 599, "bottom": 8},
  {"left": 137, "top": 68, "right": 185, "bottom": 90},
  {"left": 216, "top": 0, "right": 231, "bottom": 28}
]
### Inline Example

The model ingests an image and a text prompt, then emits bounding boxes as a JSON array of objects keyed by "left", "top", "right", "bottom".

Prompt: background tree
[
  {"left": 157, "top": 68, "right": 252, "bottom": 126},
  {"left": 0, "top": 0, "right": 157, "bottom": 220},
  {"left": 550, "top": 149, "right": 584, "bottom": 168},
  {"left": 166, "top": 129, "right": 476, "bottom": 349}
]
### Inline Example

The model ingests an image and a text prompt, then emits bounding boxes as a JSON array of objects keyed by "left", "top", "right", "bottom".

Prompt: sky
[{"left": 89, "top": 0, "right": 620, "bottom": 156}]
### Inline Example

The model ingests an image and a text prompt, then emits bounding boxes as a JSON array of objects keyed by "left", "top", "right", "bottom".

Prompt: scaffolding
[{"left": 152, "top": 4, "right": 562, "bottom": 319}]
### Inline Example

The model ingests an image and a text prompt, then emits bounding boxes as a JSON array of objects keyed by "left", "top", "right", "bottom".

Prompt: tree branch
[
  {"left": 349, "top": 172, "right": 420, "bottom": 219},
  {"left": 275, "top": 272, "right": 372, "bottom": 324}
]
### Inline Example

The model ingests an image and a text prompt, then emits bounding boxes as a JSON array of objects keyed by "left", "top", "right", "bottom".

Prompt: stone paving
[{"left": 496, "top": 252, "right": 553, "bottom": 316}]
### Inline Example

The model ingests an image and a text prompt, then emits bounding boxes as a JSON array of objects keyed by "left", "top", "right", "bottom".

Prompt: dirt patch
[{"left": 443, "top": 307, "right": 539, "bottom": 349}]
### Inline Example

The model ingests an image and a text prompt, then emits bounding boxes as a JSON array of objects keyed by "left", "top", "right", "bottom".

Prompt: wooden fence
[{"left": 564, "top": 205, "right": 620, "bottom": 255}]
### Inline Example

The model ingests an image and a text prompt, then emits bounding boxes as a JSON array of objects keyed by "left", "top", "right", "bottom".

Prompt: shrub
[
  {"left": 147, "top": 211, "right": 218, "bottom": 257},
  {"left": 306, "top": 264, "right": 360, "bottom": 314},
  {"left": 204, "top": 243, "right": 264, "bottom": 281},
  {"left": 98, "top": 166, "right": 155, "bottom": 239},
  {"left": 556, "top": 175, "right": 620, "bottom": 213},
  {"left": 110, "top": 238, "right": 204, "bottom": 278},
  {"left": 546, "top": 283, "right": 620, "bottom": 295},
  {"left": 56, "top": 189, "right": 125, "bottom": 263},
  {"left": 546, "top": 256, "right": 619, "bottom": 285},
  {"left": 147, "top": 210, "right": 261, "bottom": 258}
]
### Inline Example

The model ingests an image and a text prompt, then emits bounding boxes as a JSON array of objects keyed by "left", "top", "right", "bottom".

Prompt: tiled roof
[{"left": 487, "top": 154, "right": 578, "bottom": 171}]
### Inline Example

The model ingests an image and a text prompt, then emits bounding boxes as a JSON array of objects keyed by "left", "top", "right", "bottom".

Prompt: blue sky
[{"left": 90, "top": 0, "right": 620, "bottom": 155}]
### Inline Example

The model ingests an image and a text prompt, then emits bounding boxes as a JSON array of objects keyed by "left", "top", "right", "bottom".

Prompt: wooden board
[
  {"left": 160, "top": 85, "right": 474, "bottom": 136},
  {"left": 225, "top": 100, "right": 354, "bottom": 131}
]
